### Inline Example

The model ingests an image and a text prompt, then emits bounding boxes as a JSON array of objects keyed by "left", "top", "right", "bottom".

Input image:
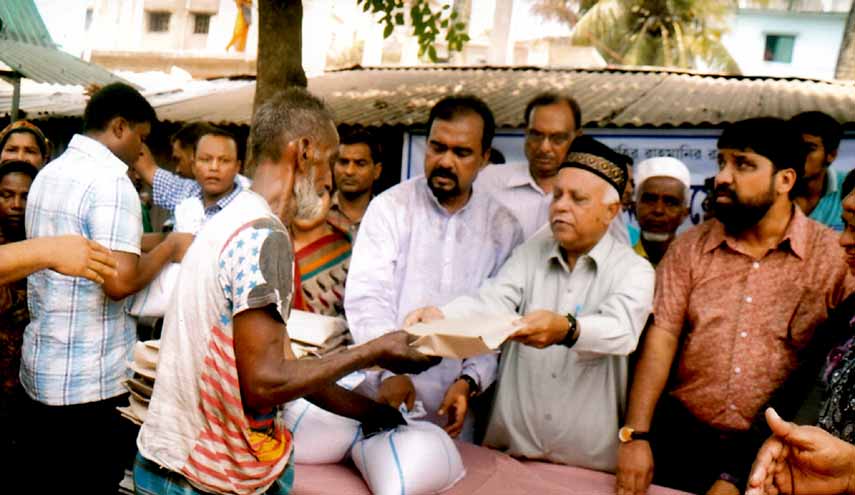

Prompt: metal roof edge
[{"left": 323, "top": 64, "right": 854, "bottom": 86}]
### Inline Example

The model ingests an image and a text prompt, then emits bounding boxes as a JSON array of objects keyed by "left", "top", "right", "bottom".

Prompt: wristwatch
[
  {"left": 618, "top": 426, "right": 651, "bottom": 443},
  {"left": 458, "top": 374, "right": 480, "bottom": 398},
  {"left": 560, "top": 313, "right": 579, "bottom": 348}
]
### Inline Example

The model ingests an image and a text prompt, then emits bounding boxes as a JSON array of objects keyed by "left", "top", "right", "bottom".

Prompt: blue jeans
[{"left": 133, "top": 453, "right": 295, "bottom": 495}]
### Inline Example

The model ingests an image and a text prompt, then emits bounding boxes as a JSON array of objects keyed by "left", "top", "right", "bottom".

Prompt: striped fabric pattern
[
  {"left": 294, "top": 229, "right": 351, "bottom": 317},
  {"left": 137, "top": 193, "right": 296, "bottom": 495},
  {"left": 181, "top": 324, "right": 292, "bottom": 494}
]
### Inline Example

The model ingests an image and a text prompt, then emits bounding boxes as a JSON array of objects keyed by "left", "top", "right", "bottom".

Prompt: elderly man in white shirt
[
  {"left": 477, "top": 92, "right": 632, "bottom": 244},
  {"left": 345, "top": 95, "right": 524, "bottom": 440},
  {"left": 407, "top": 135, "right": 654, "bottom": 471}
]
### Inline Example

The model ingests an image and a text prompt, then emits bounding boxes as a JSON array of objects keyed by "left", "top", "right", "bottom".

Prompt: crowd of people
[{"left": 1, "top": 81, "right": 855, "bottom": 495}]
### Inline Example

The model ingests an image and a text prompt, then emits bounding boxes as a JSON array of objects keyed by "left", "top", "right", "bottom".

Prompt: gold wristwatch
[{"left": 618, "top": 426, "right": 650, "bottom": 443}]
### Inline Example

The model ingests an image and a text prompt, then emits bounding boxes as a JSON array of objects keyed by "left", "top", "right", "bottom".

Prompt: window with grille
[
  {"left": 193, "top": 13, "right": 211, "bottom": 35},
  {"left": 147, "top": 11, "right": 170, "bottom": 33}
]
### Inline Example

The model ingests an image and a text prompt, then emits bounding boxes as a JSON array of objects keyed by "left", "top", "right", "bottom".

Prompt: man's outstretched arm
[
  {"left": 233, "top": 305, "right": 438, "bottom": 410},
  {"left": 0, "top": 235, "right": 117, "bottom": 285}
]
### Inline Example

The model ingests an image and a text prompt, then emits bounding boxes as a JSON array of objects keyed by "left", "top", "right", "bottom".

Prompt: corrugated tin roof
[
  {"left": 0, "top": 0, "right": 54, "bottom": 47},
  {"left": 22, "top": 66, "right": 855, "bottom": 128},
  {"left": 0, "top": 77, "right": 254, "bottom": 119},
  {"left": 0, "top": 0, "right": 129, "bottom": 86}
]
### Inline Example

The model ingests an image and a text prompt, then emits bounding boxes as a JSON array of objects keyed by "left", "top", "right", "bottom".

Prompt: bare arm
[
  {"left": 305, "top": 384, "right": 406, "bottom": 435},
  {"left": 141, "top": 233, "right": 166, "bottom": 253},
  {"left": 133, "top": 143, "right": 159, "bottom": 186},
  {"left": 233, "top": 305, "right": 437, "bottom": 410},
  {"left": 101, "top": 232, "right": 192, "bottom": 300},
  {"left": 0, "top": 235, "right": 117, "bottom": 285},
  {"left": 616, "top": 324, "right": 681, "bottom": 495},
  {"left": 625, "top": 324, "right": 680, "bottom": 430}
]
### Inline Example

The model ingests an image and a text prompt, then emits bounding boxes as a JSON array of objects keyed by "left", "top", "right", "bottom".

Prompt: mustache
[
  {"left": 429, "top": 167, "right": 458, "bottom": 181},
  {"left": 713, "top": 184, "right": 736, "bottom": 199}
]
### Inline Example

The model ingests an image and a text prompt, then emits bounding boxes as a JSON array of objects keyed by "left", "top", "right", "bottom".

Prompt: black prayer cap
[{"left": 559, "top": 135, "right": 631, "bottom": 195}]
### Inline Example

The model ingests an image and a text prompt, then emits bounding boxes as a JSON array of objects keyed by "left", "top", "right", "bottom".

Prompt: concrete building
[
  {"left": 34, "top": 0, "right": 257, "bottom": 78},
  {"left": 34, "top": 0, "right": 598, "bottom": 78},
  {"left": 722, "top": 0, "right": 853, "bottom": 79}
]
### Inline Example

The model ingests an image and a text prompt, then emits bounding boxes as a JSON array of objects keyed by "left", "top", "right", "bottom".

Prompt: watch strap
[
  {"left": 458, "top": 374, "right": 479, "bottom": 397},
  {"left": 560, "top": 313, "right": 579, "bottom": 348}
]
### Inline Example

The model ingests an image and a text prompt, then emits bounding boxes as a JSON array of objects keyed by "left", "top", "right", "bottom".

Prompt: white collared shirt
[{"left": 24, "top": 134, "right": 143, "bottom": 405}]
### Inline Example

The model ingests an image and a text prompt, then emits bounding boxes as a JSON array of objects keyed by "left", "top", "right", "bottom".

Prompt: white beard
[{"left": 641, "top": 231, "right": 671, "bottom": 242}]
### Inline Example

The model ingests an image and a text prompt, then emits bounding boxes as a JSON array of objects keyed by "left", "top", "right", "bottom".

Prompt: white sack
[
  {"left": 282, "top": 372, "right": 366, "bottom": 464},
  {"left": 350, "top": 419, "right": 465, "bottom": 495},
  {"left": 128, "top": 262, "right": 181, "bottom": 318}
]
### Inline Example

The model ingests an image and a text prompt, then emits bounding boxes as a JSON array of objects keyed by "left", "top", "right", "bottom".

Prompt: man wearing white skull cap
[{"left": 633, "top": 157, "right": 692, "bottom": 266}]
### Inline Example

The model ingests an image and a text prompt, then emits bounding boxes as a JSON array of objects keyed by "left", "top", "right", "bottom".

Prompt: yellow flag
[{"left": 226, "top": 0, "right": 252, "bottom": 52}]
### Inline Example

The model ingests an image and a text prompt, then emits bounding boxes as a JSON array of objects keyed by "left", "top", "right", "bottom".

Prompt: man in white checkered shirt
[{"left": 21, "top": 83, "right": 193, "bottom": 493}]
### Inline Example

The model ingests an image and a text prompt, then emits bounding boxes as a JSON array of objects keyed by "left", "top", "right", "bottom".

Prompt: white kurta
[
  {"left": 344, "top": 176, "right": 525, "bottom": 434},
  {"left": 441, "top": 228, "right": 654, "bottom": 471}
]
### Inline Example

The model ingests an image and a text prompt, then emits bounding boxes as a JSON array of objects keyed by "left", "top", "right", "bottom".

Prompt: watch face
[{"left": 619, "top": 426, "right": 634, "bottom": 443}]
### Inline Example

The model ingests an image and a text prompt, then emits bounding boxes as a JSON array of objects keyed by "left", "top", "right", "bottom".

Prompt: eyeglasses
[{"left": 526, "top": 129, "right": 572, "bottom": 146}]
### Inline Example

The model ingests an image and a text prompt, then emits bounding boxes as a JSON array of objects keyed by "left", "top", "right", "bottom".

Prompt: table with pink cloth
[{"left": 292, "top": 441, "right": 690, "bottom": 495}]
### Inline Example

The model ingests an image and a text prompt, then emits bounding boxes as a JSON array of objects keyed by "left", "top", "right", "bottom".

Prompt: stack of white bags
[
  {"left": 119, "top": 340, "right": 159, "bottom": 424},
  {"left": 283, "top": 396, "right": 465, "bottom": 495},
  {"left": 286, "top": 310, "right": 351, "bottom": 358}
]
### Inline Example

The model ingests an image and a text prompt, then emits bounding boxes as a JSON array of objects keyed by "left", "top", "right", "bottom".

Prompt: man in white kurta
[
  {"left": 345, "top": 96, "right": 525, "bottom": 440},
  {"left": 411, "top": 135, "right": 654, "bottom": 471}
]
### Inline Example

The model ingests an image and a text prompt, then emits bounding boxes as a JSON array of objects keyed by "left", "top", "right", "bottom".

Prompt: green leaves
[
  {"left": 356, "top": 0, "right": 469, "bottom": 62},
  {"left": 539, "top": 0, "right": 741, "bottom": 73}
]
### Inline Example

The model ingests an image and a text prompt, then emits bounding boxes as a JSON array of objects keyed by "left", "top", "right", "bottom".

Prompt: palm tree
[
  {"left": 531, "top": 0, "right": 741, "bottom": 74},
  {"left": 835, "top": 1, "right": 855, "bottom": 79}
]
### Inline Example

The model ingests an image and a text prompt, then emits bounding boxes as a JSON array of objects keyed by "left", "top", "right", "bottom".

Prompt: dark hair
[
  {"left": 717, "top": 118, "right": 806, "bottom": 186},
  {"left": 0, "top": 128, "right": 48, "bottom": 158},
  {"left": 338, "top": 126, "right": 382, "bottom": 163},
  {"left": 489, "top": 148, "right": 506, "bottom": 164},
  {"left": 842, "top": 168, "right": 855, "bottom": 200},
  {"left": 171, "top": 122, "right": 218, "bottom": 151},
  {"left": 427, "top": 95, "right": 495, "bottom": 152},
  {"left": 249, "top": 87, "right": 335, "bottom": 171},
  {"left": 524, "top": 93, "right": 582, "bottom": 130},
  {"left": 195, "top": 126, "right": 239, "bottom": 152},
  {"left": 0, "top": 160, "right": 38, "bottom": 182},
  {"left": 83, "top": 83, "right": 157, "bottom": 132},
  {"left": 790, "top": 111, "right": 843, "bottom": 154}
]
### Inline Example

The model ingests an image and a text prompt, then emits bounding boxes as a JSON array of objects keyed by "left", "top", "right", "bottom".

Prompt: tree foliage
[
  {"left": 356, "top": 0, "right": 470, "bottom": 62},
  {"left": 255, "top": 0, "right": 470, "bottom": 111},
  {"left": 532, "top": 0, "right": 741, "bottom": 73}
]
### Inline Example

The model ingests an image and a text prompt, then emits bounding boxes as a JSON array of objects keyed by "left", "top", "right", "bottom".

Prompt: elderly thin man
[
  {"left": 407, "top": 135, "right": 654, "bottom": 471},
  {"left": 633, "top": 157, "right": 691, "bottom": 266},
  {"left": 135, "top": 88, "right": 437, "bottom": 495}
]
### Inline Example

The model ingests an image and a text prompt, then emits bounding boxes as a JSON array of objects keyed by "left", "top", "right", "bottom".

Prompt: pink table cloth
[{"left": 292, "top": 441, "right": 690, "bottom": 495}]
